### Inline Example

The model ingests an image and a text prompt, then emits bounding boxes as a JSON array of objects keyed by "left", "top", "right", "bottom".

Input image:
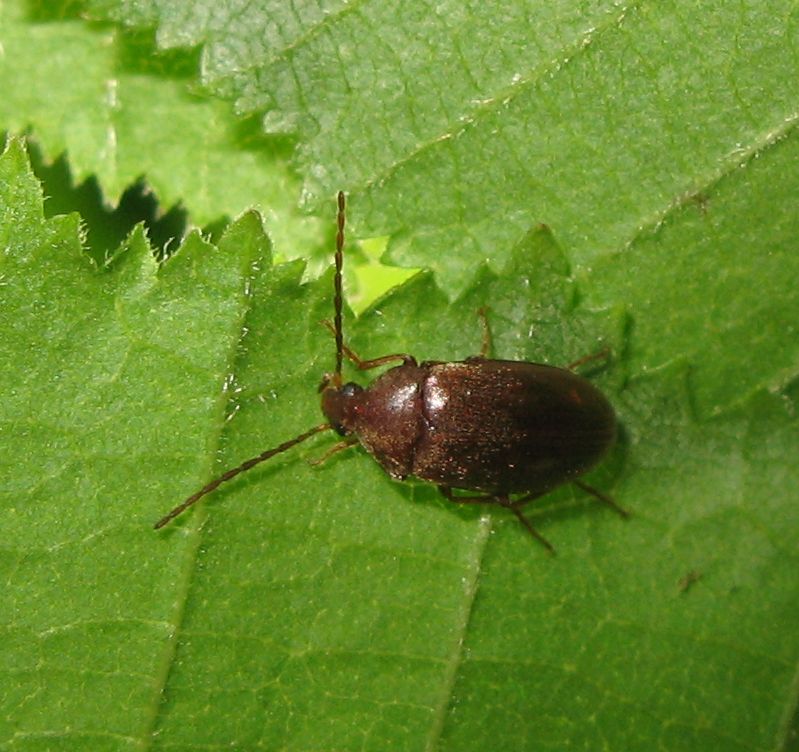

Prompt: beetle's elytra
[{"left": 155, "top": 192, "right": 626, "bottom": 551}]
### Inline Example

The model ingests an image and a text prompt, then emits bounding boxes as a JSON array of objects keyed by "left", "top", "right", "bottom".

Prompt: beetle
[{"left": 155, "top": 192, "right": 626, "bottom": 551}]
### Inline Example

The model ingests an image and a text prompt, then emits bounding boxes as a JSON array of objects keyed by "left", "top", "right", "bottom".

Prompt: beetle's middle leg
[
  {"left": 477, "top": 306, "right": 493, "bottom": 358},
  {"left": 566, "top": 347, "right": 610, "bottom": 371},
  {"left": 574, "top": 479, "right": 630, "bottom": 518},
  {"left": 463, "top": 307, "right": 493, "bottom": 361},
  {"left": 438, "top": 485, "right": 554, "bottom": 553}
]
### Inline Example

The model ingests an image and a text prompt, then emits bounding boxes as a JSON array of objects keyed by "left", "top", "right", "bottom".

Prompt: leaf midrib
[
  {"left": 140, "top": 263, "right": 257, "bottom": 748},
  {"left": 425, "top": 513, "right": 493, "bottom": 752}
]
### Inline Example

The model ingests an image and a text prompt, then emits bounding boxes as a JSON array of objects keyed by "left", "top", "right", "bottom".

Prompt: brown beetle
[{"left": 155, "top": 192, "right": 626, "bottom": 550}]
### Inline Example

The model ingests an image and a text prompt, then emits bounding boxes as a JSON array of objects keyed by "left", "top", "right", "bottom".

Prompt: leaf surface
[
  {"left": 2, "top": 0, "right": 799, "bottom": 749},
  {"left": 86, "top": 0, "right": 799, "bottom": 298},
  {"left": 0, "top": 0, "right": 325, "bottom": 265},
  {"left": 1, "top": 137, "right": 798, "bottom": 751}
]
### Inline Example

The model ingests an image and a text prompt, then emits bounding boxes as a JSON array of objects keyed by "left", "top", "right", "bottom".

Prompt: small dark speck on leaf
[{"left": 678, "top": 570, "right": 702, "bottom": 593}]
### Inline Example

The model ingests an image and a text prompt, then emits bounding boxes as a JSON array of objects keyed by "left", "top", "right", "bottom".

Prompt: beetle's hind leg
[{"left": 438, "top": 485, "right": 555, "bottom": 553}]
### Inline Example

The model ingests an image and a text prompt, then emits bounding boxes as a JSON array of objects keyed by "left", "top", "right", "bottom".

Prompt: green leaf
[
  {"left": 2, "top": 0, "right": 799, "bottom": 748},
  {"left": 60, "top": 0, "right": 799, "bottom": 413},
  {"left": 0, "top": 136, "right": 269, "bottom": 748},
  {"left": 2, "top": 135, "right": 798, "bottom": 751},
  {"left": 0, "top": 0, "right": 325, "bottom": 266},
  {"left": 85, "top": 0, "right": 799, "bottom": 297}
]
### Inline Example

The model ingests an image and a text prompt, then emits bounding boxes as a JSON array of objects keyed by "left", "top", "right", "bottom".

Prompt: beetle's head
[{"left": 320, "top": 376, "right": 363, "bottom": 436}]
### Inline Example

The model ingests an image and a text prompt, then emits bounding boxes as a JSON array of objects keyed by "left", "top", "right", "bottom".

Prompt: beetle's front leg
[
  {"left": 308, "top": 437, "right": 358, "bottom": 467},
  {"left": 321, "top": 319, "right": 416, "bottom": 369}
]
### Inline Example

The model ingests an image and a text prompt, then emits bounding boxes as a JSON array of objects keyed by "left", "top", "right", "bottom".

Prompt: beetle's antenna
[
  {"left": 154, "top": 423, "right": 332, "bottom": 529},
  {"left": 333, "top": 191, "right": 346, "bottom": 382}
]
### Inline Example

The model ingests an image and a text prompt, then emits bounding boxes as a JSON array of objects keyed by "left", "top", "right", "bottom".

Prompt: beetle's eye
[{"left": 341, "top": 382, "right": 362, "bottom": 398}]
